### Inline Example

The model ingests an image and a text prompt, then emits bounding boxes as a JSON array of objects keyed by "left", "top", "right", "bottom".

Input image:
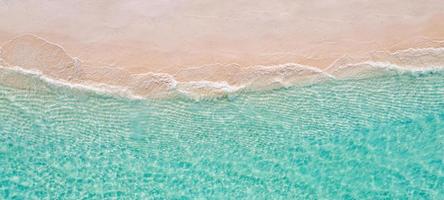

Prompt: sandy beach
[{"left": 1, "top": 0, "right": 444, "bottom": 97}]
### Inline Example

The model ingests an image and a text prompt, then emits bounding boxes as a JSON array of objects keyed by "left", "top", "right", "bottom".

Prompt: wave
[{"left": 1, "top": 34, "right": 444, "bottom": 100}]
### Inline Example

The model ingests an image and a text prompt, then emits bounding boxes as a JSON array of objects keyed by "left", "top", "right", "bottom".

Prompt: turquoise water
[{"left": 1, "top": 70, "right": 444, "bottom": 199}]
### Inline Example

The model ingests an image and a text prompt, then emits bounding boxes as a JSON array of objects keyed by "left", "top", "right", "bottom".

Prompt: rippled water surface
[{"left": 1, "top": 71, "right": 444, "bottom": 199}]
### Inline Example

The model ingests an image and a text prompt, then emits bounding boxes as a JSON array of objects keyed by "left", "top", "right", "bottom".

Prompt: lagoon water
[{"left": 1, "top": 69, "right": 444, "bottom": 199}]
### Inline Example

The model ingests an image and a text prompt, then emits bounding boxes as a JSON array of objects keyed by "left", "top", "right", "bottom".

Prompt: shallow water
[{"left": 1, "top": 71, "right": 444, "bottom": 199}]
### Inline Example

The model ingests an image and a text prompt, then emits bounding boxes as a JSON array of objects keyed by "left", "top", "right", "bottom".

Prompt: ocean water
[{"left": 0, "top": 70, "right": 444, "bottom": 199}]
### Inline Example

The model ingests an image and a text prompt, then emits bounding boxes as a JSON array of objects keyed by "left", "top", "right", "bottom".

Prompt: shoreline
[
  {"left": 1, "top": 61, "right": 443, "bottom": 101},
  {"left": 1, "top": 34, "right": 444, "bottom": 99}
]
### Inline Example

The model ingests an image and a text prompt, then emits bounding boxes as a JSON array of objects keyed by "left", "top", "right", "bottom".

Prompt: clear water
[{"left": 1, "top": 71, "right": 444, "bottom": 199}]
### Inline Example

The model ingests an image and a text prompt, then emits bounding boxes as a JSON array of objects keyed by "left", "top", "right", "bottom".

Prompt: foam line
[{"left": 1, "top": 35, "right": 444, "bottom": 100}]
